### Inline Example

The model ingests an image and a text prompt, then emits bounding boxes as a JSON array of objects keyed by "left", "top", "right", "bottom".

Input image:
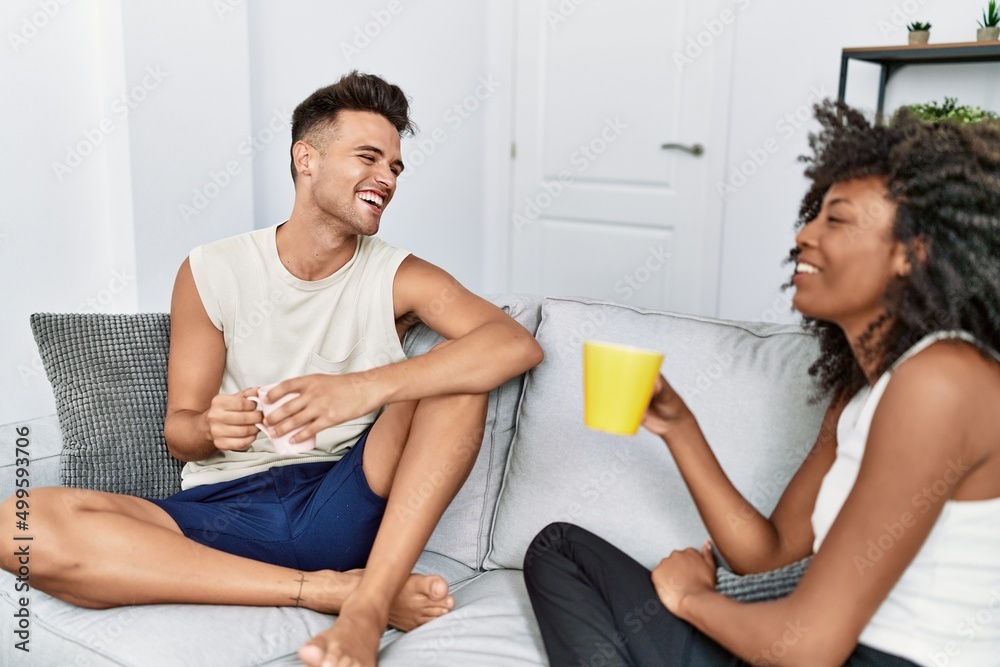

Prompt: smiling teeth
[
  {"left": 357, "top": 191, "right": 384, "bottom": 208},
  {"left": 796, "top": 262, "right": 819, "bottom": 274}
]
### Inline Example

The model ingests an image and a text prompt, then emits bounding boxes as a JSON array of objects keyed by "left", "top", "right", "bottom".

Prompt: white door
[{"left": 509, "top": 0, "right": 734, "bottom": 316}]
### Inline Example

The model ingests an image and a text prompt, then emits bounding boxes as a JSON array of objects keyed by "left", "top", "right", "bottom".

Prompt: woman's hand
[
  {"left": 641, "top": 374, "right": 694, "bottom": 438},
  {"left": 651, "top": 541, "right": 717, "bottom": 618}
]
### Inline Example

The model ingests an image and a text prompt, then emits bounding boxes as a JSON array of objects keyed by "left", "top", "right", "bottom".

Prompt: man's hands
[
  {"left": 640, "top": 374, "right": 695, "bottom": 438},
  {"left": 206, "top": 387, "right": 264, "bottom": 451},
  {"left": 204, "top": 374, "right": 378, "bottom": 453},
  {"left": 260, "top": 374, "right": 383, "bottom": 444},
  {"left": 651, "top": 541, "right": 717, "bottom": 618}
]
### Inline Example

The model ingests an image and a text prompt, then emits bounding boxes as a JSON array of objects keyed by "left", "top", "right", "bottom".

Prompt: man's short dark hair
[{"left": 289, "top": 70, "right": 415, "bottom": 181}]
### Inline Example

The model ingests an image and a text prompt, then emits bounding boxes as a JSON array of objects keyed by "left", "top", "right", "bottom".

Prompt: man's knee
[
  {"left": 413, "top": 392, "right": 488, "bottom": 457},
  {"left": 428, "top": 390, "right": 488, "bottom": 408},
  {"left": 0, "top": 487, "right": 76, "bottom": 573},
  {"left": 0, "top": 494, "right": 21, "bottom": 572},
  {"left": 434, "top": 391, "right": 489, "bottom": 431}
]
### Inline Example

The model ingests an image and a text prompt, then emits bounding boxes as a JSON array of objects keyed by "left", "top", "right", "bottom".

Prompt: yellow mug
[{"left": 583, "top": 341, "right": 664, "bottom": 435}]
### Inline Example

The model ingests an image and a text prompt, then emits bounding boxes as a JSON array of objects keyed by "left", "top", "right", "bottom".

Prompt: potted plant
[
  {"left": 907, "top": 21, "right": 931, "bottom": 44},
  {"left": 901, "top": 97, "right": 999, "bottom": 124},
  {"left": 978, "top": 0, "right": 1000, "bottom": 41}
]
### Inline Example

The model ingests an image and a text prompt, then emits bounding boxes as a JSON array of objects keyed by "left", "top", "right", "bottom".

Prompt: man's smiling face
[{"left": 297, "top": 109, "right": 405, "bottom": 236}]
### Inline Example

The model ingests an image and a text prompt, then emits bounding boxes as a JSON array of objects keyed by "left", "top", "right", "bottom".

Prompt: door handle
[{"left": 660, "top": 142, "right": 704, "bottom": 157}]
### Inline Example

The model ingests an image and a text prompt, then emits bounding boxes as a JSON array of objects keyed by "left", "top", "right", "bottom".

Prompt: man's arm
[
  {"left": 380, "top": 255, "right": 545, "bottom": 399},
  {"left": 163, "top": 258, "right": 262, "bottom": 461},
  {"left": 265, "top": 255, "right": 543, "bottom": 443}
]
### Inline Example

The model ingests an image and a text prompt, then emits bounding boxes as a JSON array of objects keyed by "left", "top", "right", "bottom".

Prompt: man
[{"left": 1, "top": 71, "right": 542, "bottom": 667}]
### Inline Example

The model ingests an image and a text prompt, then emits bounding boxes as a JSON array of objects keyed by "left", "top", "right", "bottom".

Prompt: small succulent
[
  {"left": 902, "top": 96, "right": 999, "bottom": 124},
  {"left": 907, "top": 21, "right": 932, "bottom": 31},
  {"left": 979, "top": 0, "right": 1000, "bottom": 27}
]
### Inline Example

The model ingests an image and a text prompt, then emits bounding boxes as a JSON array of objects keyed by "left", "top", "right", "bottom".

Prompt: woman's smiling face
[{"left": 791, "top": 177, "right": 912, "bottom": 339}]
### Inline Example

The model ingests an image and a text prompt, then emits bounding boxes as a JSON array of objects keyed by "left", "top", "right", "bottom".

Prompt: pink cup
[{"left": 249, "top": 383, "right": 316, "bottom": 454}]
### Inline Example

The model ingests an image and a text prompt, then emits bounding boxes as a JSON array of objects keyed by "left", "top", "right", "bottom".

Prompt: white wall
[
  {"left": 1, "top": 1, "right": 136, "bottom": 423},
  {"left": 119, "top": 1, "right": 256, "bottom": 312},
  {"left": 1, "top": 0, "right": 254, "bottom": 423},
  {"left": 716, "top": 0, "right": 1000, "bottom": 323}
]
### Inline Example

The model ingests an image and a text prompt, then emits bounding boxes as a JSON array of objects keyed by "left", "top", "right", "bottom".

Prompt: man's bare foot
[
  {"left": 297, "top": 575, "right": 453, "bottom": 666},
  {"left": 302, "top": 571, "right": 453, "bottom": 630},
  {"left": 298, "top": 601, "right": 383, "bottom": 667},
  {"left": 383, "top": 572, "right": 453, "bottom": 630}
]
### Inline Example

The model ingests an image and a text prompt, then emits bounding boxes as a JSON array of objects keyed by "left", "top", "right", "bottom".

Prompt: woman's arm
[
  {"left": 645, "top": 375, "right": 844, "bottom": 573},
  {"left": 654, "top": 345, "right": 988, "bottom": 665}
]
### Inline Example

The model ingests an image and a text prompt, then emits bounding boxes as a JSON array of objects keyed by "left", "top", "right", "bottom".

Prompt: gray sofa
[{"left": 0, "top": 294, "right": 825, "bottom": 666}]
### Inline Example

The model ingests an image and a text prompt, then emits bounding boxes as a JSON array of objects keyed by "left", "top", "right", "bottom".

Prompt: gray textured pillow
[
  {"left": 715, "top": 557, "right": 811, "bottom": 602},
  {"left": 30, "top": 313, "right": 182, "bottom": 499}
]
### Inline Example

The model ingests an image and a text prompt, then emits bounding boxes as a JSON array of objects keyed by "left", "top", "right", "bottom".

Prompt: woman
[{"left": 523, "top": 101, "right": 1000, "bottom": 666}]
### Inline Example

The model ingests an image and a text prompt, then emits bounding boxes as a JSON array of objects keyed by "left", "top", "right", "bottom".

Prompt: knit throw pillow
[
  {"left": 30, "top": 313, "right": 182, "bottom": 499},
  {"left": 715, "top": 556, "right": 811, "bottom": 602}
]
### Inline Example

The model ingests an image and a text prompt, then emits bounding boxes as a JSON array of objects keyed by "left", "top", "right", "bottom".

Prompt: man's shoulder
[
  {"left": 191, "top": 227, "right": 273, "bottom": 276},
  {"left": 196, "top": 226, "right": 272, "bottom": 257},
  {"left": 188, "top": 225, "right": 274, "bottom": 293},
  {"left": 358, "top": 234, "right": 411, "bottom": 271},
  {"left": 359, "top": 233, "right": 403, "bottom": 255}
]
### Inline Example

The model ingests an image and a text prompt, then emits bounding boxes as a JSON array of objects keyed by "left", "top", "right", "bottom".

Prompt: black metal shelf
[{"left": 837, "top": 41, "right": 1000, "bottom": 116}]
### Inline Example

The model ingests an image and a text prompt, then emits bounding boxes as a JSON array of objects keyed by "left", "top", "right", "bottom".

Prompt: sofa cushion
[
  {"left": 404, "top": 294, "right": 543, "bottom": 570},
  {"left": 380, "top": 569, "right": 547, "bottom": 666},
  {"left": 0, "top": 414, "right": 62, "bottom": 501},
  {"left": 30, "top": 313, "right": 182, "bottom": 499},
  {"left": 486, "top": 296, "right": 827, "bottom": 570}
]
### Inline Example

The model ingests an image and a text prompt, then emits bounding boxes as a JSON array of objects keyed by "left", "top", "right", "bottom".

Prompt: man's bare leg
[
  {"left": 0, "top": 487, "right": 449, "bottom": 626},
  {"left": 299, "top": 390, "right": 488, "bottom": 667}
]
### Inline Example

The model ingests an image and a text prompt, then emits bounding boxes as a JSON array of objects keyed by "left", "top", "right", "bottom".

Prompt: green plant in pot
[
  {"left": 978, "top": 0, "right": 1000, "bottom": 41},
  {"left": 902, "top": 97, "right": 999, "bottom": 124},
  {"left": 907, "top": 21, "right": 932, "bottom": 45}
]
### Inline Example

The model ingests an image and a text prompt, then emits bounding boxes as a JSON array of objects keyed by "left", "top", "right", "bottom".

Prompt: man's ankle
[{"left": 343, "top": 581, "right": 396, "bottom": 613}]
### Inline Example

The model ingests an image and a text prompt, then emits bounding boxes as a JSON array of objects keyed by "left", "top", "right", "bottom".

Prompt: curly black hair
[{"left": 792, "top": 100, "right": 1000, "bottom": 401}]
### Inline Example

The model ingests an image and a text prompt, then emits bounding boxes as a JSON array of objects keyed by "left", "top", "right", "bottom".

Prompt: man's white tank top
[
  {"left": 811, "top": 331, "right": 1000, "bottom": 666},
  {"left": 182, "top": 223, "right": 411, "bottom": 489}
]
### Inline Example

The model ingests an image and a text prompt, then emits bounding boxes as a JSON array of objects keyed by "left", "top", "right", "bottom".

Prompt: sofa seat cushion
[
  {"left": 380, "top": 569, "right": 546, "bottom": 666},
  {"left": 487, "top": 296, "right": 828, "bottom": 570},
  {"left": 0, "top": 551, "right": 476, "bottom": 666}
]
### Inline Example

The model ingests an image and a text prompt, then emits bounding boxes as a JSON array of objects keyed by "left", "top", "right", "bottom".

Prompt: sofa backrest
[
  {"left": 30, "top": 294, "right": 827, "bottom": 576},
  {"left": 484, "top": 297, "right": 828, "bottom": 570}
]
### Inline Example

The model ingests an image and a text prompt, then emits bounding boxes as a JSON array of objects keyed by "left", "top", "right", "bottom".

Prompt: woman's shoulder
[
  {"left": 897, "top": 334, "right": 998, "bottom": 377},
  {"left": 882, "top": 337, "right": 1000, "bottom": 452},
  {"left": 884, "top": 336, "right": 1000, "bottom": 500},
  {"left": 888, "top": 337, "right": 1000, "bottom": 402}
]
